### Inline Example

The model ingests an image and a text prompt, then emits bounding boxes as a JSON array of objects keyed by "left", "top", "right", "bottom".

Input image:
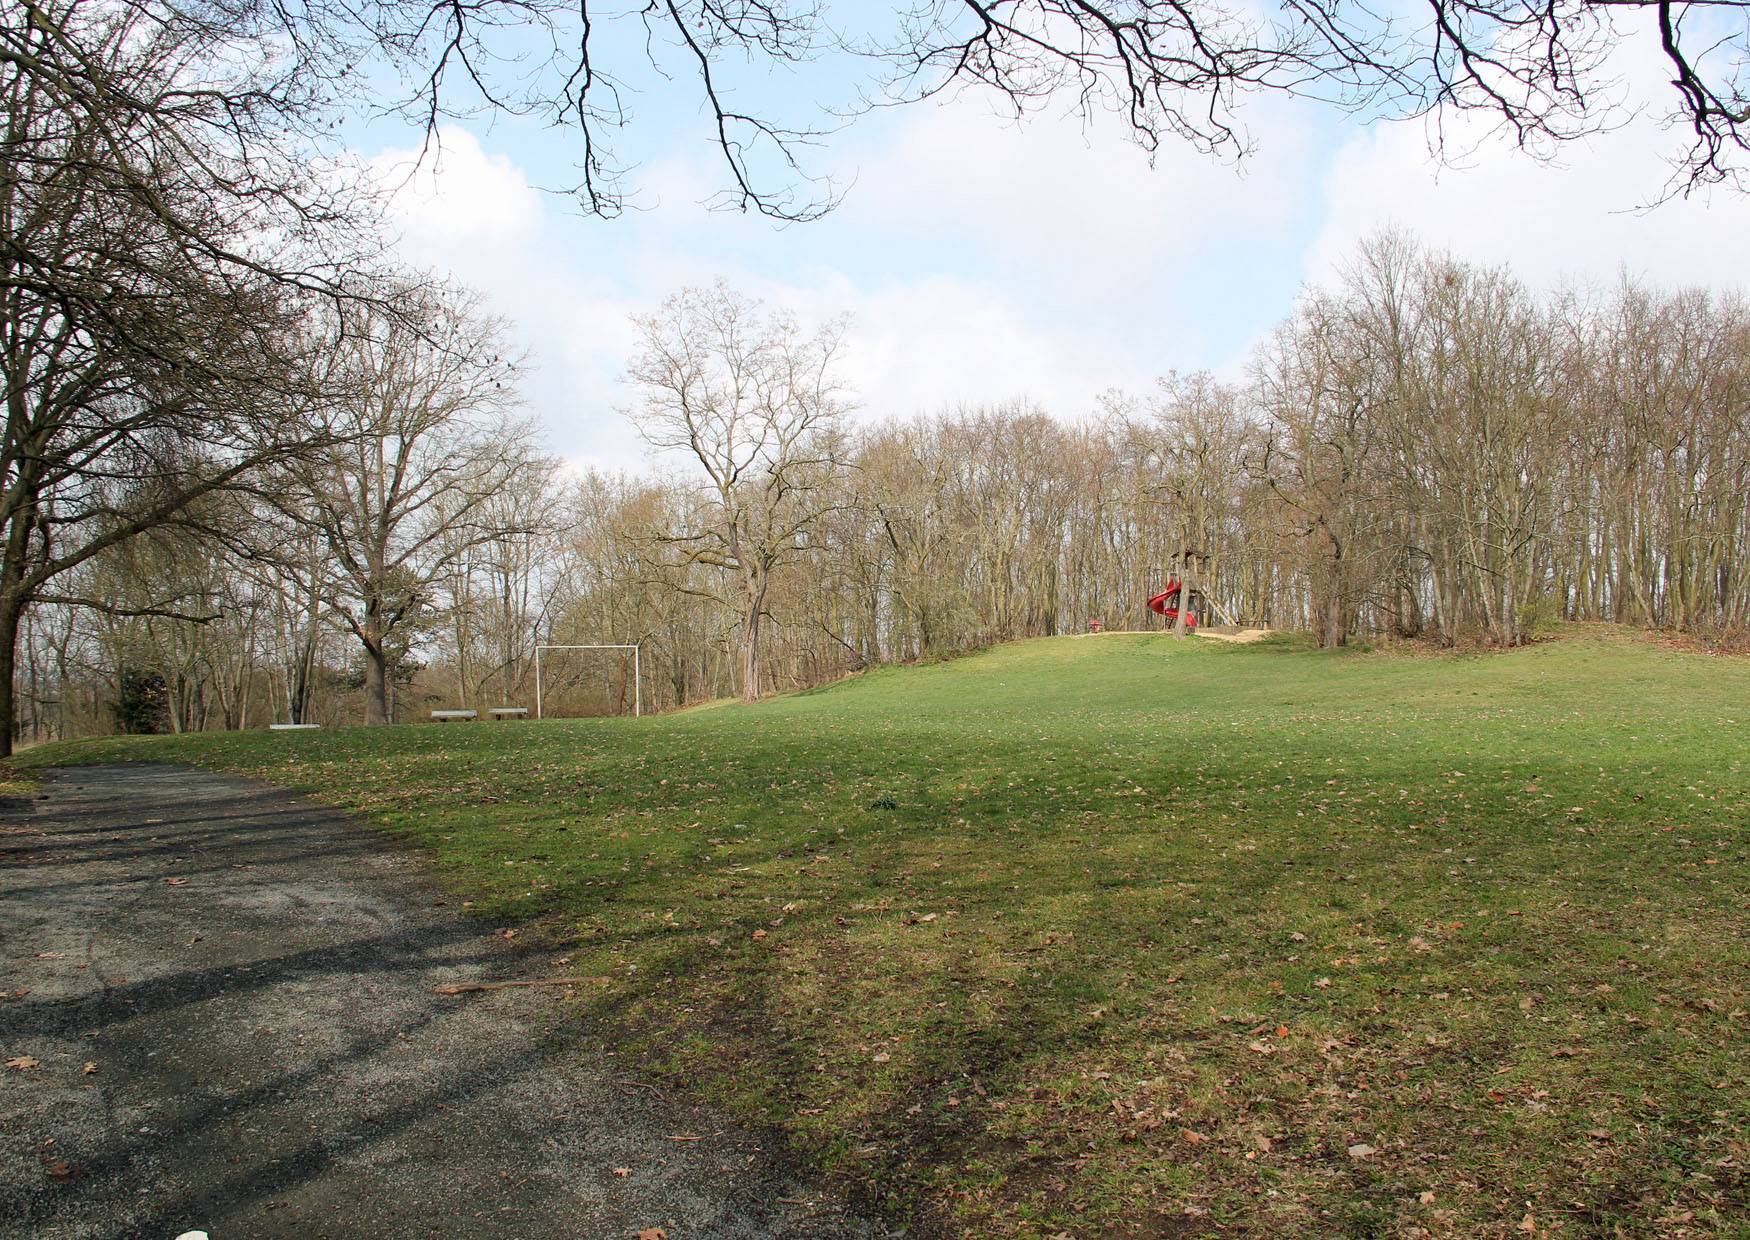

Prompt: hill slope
[{"left": 19, "top": 634, "right": 1750, "bottom": 1236}]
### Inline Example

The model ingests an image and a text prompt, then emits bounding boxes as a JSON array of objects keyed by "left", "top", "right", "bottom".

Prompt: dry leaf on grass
[
  {"left": 637, "top": 1230, "right": 667, "bottom": 1240},
  {"left": 1346, "top": 1143, "right": 1377, "bottom": 1159},
  {"left": 4, "top": 1055, "right": 41, "bottom": 1070}
]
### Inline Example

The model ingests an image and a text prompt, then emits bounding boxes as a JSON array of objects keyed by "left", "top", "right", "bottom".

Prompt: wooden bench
[
  {"left": 487, "top": 707, "right": 529, "bottom": 721},
  {"left": 268, "top": 723, "right": 320, "bottom": 731},
  {"left": 430, "top": 709, "right": 478, "bottom": 723}
]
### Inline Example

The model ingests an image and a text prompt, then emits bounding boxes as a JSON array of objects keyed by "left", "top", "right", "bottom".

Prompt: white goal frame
[{"left": 533, "top": 644, "right": 641, "bottom": 719}]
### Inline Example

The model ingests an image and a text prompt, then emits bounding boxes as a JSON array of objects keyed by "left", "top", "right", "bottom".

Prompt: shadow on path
[{"left": 1, "top": 764, "right": 893, "bottom": 1240}]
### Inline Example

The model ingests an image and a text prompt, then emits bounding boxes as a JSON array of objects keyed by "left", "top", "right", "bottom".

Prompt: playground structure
[
  {"left": 1147, "top": 578, "right": 1200, "bottom": 630},
  {"left": 1148, "top": 548, "right": 1244, "bottom": 635}
]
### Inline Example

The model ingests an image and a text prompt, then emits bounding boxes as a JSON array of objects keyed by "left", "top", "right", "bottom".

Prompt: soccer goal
[{"left": 533, "top": 644, "right": 642, "bottom": 719}]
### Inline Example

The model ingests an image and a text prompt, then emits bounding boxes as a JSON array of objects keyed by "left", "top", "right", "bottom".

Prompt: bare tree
[
  {"left": 626, "top": 282, "right": 851, "bottom": 701},
  {"left": 433, "top": 458, "right": 567, "bottom": 706},
  {"left": 0, "top": 0, "right": 380, "bottom": 754},
  {"left": 276, "top": 288, "right": 535, "bottom": 724}
]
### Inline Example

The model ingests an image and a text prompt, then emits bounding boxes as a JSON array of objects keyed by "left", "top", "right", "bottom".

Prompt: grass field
[{"left": 18, "top": 631, "right": 1750, "bottom": 1237}]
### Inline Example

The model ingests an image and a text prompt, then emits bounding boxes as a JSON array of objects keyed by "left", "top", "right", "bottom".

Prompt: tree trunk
[
  {"left": 0, "top": 597, "right": 21, "bottom": 758},
  {"left": 363, "top": 597, "right": 391, "bottom": 724},
  {"left": 1323, "top": 588, "right": 1345, "bottom": 649},
  {"left": 1172, "top": 557, "right": 1192, "bottom": 639},
  {"left": 740, "top": 566, "right": 768, "bottom": 702},
  {"left": 364, "top": 642, "right": 390, "bottom": 724}
]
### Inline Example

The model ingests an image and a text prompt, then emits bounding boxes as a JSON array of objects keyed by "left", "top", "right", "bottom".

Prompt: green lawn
[{"left": 20, "top": 631, "right": 1750, "bottom": 1237}]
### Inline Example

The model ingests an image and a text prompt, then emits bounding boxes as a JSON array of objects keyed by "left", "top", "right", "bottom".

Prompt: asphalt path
[{"left": 0, "top": 763, "right": 894, "bottom": 1240}]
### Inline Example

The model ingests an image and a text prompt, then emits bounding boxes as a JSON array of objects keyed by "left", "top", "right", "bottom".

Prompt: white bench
[
  {"left": 430, "top": 709, "right": 478, "bottom": 722},
  {"left": 268, "top": 723, "right": 320, "bottom": 731},
  {"left": 487, "top": 707, "right": 529, "bottom": 721}
]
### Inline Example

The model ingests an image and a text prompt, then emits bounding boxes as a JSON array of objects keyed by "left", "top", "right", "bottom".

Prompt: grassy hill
[{"left": 19, "top": 632, "right": 1750, "bottom": 1237}]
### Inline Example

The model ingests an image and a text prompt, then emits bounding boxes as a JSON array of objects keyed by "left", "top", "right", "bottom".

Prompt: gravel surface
[{"left": 0, "top": 763, "right": 896, "bottom": 1240}]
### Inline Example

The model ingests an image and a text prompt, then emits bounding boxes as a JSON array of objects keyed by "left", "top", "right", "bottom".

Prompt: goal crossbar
[{"left": 533, "top": 644, "right": 641, "bottom": 719}]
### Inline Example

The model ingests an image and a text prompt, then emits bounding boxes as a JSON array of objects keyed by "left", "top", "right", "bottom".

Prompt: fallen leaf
[
  {"left": 1181, "top": 1129, "right": 1206, "bottom": 1145},
  {"left": 165, "top": 877, "right": 188, "bottom": 887},
  {"left": 1518, "top": 1214, "right": 1537, "bottom": 1233},
  {"left": 872, "top": 1052, "right": 890, "bottom": 1063},
  {"left": 1314, "top": 977, "right": 1332, "bottom": 989},
  {"left": 612, "top": 1167, "right": 631, "bottom": 1178},
  {"left": 4, "top": 1055, "right": 41, "bottom": 1071},
  {"left": 750, "top": 929, "right": 767, "bottom": 940},
  {"left": 1274, "top": 1024, "right": 1289, "bottom": 1038},
  {"left": 1346, "top": 1143, "right": 1377, "bottom": 1159},
  {"left": 44, "top": 1161, "right": 73, "bottom": 1181},
  {"left": 1418, "top": 1190, "right": 1436, "bottom": 1205},
  {"left": 81, "top": 1062, "right": 98, "bottom": 1075},
  {"left": 638, "top": 1229, "right": 667, "bottom": 1240}
]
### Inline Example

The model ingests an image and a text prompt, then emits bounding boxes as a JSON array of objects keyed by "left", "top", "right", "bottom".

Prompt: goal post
[{"left": 533, "top": 644, "right": 641, "bottom": 719}]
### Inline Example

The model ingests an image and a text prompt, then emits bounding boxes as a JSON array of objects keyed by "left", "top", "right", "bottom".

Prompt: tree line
[
  {"left": 17, "top": 235, "right": 1749, "bottom": 740},
  {"left": 8, "top": 0, "right": 1748, "bottom": 748}
]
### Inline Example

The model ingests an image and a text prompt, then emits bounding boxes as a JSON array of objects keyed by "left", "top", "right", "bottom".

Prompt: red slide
[{"left": 1147, "top": 579, "right": 1198, "bottom": 629}]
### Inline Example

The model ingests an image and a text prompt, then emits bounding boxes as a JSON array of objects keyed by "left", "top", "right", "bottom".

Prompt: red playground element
[{"left": 1148, "top": 579, "right": 1199, "bottom": 630}]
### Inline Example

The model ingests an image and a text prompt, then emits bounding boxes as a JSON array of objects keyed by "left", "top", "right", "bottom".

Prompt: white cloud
[
  {"left": 373, "top": 128, "right": 544, "bottom": 252},
  {"left": 370, "top": 128, "right": 650, "bottom": 469},
  {"left": 361, "top": 67, "right": 1749, "bottom": 479}
]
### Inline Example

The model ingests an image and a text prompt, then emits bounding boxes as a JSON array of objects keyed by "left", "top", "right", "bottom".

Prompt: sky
[{"left": 353, "top": 21, "right": 1750, "bottom": 474}]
